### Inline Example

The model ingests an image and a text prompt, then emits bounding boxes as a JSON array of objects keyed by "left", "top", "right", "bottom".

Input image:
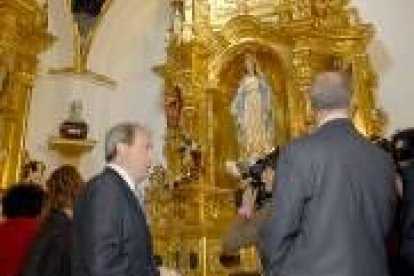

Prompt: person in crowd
[
  {"left": 393, "top": 128, "right": 414, "bottom": 276},
  {"left": 371, "top": 136, "right": 402, "bottom": 276},
  {"left": 222, "top": 163, "right": 275, "bottom": 255},
  {"left": 21, "top": 160, "right": 47, "bottom": 190},
  {"left": 0, "top": 183, "right": 45, "bottom": 276},
  {"left": 220, "top": 150, "right": 278, "bottom": 271},
  {"left": 400, "top": 159, "right": 414, "bottom": 275},
  {"left": 72, "top": 122, "right": 160, "bottom": 276},
  {"left": 258, "top": 71, "right": 395, "bottom": 276},
  {"left": 22, "top": 165, "right": 84, "bottom": 276}
]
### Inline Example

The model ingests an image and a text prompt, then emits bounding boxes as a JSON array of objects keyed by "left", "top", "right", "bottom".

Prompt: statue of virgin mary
[{"left": 230, "top": 54, "right": 274, "bottom": 162}]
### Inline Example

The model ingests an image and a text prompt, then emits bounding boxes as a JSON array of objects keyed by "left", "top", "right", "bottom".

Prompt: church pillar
[
  {"left": 291, "top": 41, "right": 312, "bottom": 137},
  {"left": 0, "top": 0, "right": 53, "bottom": 189},
  {"left": 1, "top": 70, "right": 35, "bottom": 187}
]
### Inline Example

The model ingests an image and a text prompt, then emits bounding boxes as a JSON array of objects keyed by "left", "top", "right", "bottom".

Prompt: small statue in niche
[
  {"left": 165, "top": 86, "right": 184, "bottom": 129},
  {"left": 171, "top": 133, "right": 202, "bottom": 188},
  {"left": 60, "top": 100, "right": 88, "bottom": 139},
  {"left": 172, "top": 6, "right": 183, "bottom": 42},
  {"left": 230, "top": 53, "right": 274, "bottom": 162}
]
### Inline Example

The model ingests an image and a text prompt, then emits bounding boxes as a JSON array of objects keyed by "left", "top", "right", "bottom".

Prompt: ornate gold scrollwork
[{"left": 153, "top": 1, "right": 381, "bottom": 274}]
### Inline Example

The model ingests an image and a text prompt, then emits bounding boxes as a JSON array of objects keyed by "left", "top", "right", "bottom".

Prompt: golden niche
[{"left": 150, "top": 0, "right": 383, "bottom": 275}]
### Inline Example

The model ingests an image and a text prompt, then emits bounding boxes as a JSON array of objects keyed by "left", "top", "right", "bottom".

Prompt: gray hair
[
  {"left": 309, "top": 71, "right": 352, "bottom": 111},
  {"left": 105, "top": 122, "right": 149, "bottom": 162}
]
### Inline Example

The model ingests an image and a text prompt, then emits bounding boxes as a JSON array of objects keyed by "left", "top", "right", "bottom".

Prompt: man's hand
[
  {"left": 261, "top": 167, "right": 275, "bottom": 193},
  {"left": 238, "top": 186, "right": 257, "bottom": 220}
]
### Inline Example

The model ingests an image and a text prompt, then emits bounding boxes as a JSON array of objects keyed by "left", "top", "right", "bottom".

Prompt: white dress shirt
[
  {"left": 106, "top": 163, "right": 145, "bottom": 209},
  {"left": 318, "top": 110, "right": 349, "bottom": 127}
]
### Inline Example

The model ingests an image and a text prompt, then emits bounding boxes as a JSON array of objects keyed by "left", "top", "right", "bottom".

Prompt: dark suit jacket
[
  {"left": 72, "top": 167, "right": 159, "bottom": 276},
  {"left": 258, "top": 119, "right": 395, "bottom": 276},
  {"left": 22, "top": 210, "right": 72, "bottom": 276}
]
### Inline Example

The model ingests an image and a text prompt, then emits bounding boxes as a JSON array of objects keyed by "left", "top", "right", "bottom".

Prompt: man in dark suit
[
  {"left": 72, "top": 123, "right": 159, "bottom": 276},
  {"left": 258, "top": 71, "right": 395, "bottom": 276}
]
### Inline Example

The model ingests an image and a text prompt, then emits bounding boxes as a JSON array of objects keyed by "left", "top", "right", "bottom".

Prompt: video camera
[
  {"left": 235, "top": 148, "right": 279, "bottom": 209},
  {"left": 392, "top": 128, "right": 414, "bottom": 165},
  {"left": 241, "top": 148, "right": 279, "bottom": 188}
]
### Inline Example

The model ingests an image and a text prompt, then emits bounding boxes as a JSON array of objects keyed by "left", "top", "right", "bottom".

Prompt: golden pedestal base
[{"left": 48, "top": 137, "right": 97, "bottom": 157}]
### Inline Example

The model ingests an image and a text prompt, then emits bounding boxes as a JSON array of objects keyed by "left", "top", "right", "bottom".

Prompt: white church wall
[
  {"left": 26, "top": 0, "right": 169, "bottom": 178},
  {"left": 354, "top": 0, "right": 414, "bottom": 134},
  {"left": 26, "top": 0, "right": 414, "bottom": 178}
]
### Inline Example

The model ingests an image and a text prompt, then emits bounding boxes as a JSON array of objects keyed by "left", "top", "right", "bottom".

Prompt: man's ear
[{"left": 116, "top": 143, "right": 127, "bottom": 157}]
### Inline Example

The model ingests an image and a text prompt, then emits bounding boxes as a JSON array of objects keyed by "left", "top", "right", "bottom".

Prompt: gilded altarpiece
[
  {"left": 151, "top": 0, "right": 384, "bottom": 275},
  {"left": 0, "top": 0, "right": 53, "bottom": 189}
]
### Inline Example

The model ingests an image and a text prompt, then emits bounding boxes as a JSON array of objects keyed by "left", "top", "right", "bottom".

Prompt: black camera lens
[{"left": 392, "top": 128, "right": 414, "bottom": 163}]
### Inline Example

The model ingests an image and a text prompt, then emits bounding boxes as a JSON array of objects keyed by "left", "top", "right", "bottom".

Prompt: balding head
[{"left": 310, "top": 71, "right": 352, "bottom": 111}]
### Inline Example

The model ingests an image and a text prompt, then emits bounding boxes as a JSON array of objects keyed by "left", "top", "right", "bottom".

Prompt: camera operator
[
  {"left": 221, "top": 149, "right": 278, "bottom": 257},
  {"left": 371, "top": 136, "right": 403, "bottom": 276},
  {"left": 393, "top": 129, "right": 414, "bottom": 276}
]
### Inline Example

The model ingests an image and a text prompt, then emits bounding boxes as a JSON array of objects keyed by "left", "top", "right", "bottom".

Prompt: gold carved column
[
  {"left": 1, "top": 72, "right": 33, "bottom": 188},
  {"left": 0, "top": 0, "right": 54, "bottom": 190},
  {"left": 291, "top": 41, "right": 313, "bottom": 136}
]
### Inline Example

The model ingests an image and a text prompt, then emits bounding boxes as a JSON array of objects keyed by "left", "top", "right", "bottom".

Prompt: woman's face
[{"left": 245, "top": 56, "right": 256, "bottom": 75}]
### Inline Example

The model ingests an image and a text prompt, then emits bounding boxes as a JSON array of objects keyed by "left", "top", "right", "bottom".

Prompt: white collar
[
  {"left": 318, "top": 111, "right": 349, "bottom": 127},
  {"left": 107, "top": 163, "right": 136, "bottom": 194}
]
